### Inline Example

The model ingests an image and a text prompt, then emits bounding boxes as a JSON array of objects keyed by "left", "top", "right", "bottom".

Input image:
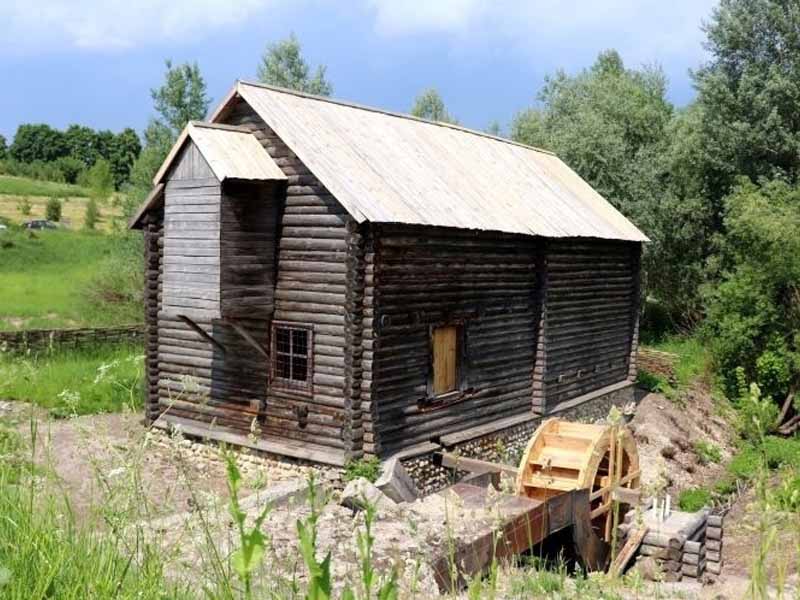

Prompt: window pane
[
  {"left": 292, "top": 329, "right": 308, "bottom": 355},
  {"left": 276, "top": 328, "right": 291, "bottom": 354},
  {"left": 275, "top": 352, "right": 291, "bottom": 379},
  {"left": 292, "top": 356, "right": 308, "bottom": 381}
]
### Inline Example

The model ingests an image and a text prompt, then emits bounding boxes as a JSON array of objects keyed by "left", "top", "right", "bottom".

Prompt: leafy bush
[
  {"left": 343, "top": 456, "right": 382, "bottom": 483},
  {"left": 53, "top": 155, "right": 86, "bottom": 184},
  {"left": 635, "top": 369, "right": 667, "bottom": 393},
  {"left": 735, "top": 372, "right": 779, "bottom": 443},
  {"left": 84, "top": 198, "right": 99, "bottom": 229},
  {"left": 88, "top": 158, "right": 114, "bottom": 201},
  {"left": 16, "top": 196, "right": 31, "bottom": 216},
  {"left": 772, "top": 472, "right": 800, "bottom": 512},
  {"left": 703, "top": 179, "right": 800, "bottom": 401},
  {"left": 678, "top": 487, "right": 712, "bottom": 512},
  {"left": 45, "top": 197, "right": 63, "bottom": 222}
]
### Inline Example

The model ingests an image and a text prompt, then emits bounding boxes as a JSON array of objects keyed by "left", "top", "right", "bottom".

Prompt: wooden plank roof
[
  {"left": 152, "top": 121, "right": 287, "bottom": 185},
  {"left": 216, "top": 81, "right": 647, "bottom": 242}
]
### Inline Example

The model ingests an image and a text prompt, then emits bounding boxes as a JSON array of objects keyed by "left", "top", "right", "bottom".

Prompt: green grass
[
  {"left": 678, "top": 487, "right": 712, "bottom": 512},
  {"left": 0, "top": 228, "right": 142, "bottom": 330},
  {"left": 343, "top": 456, "right": 382, "bottom": 482},
  {"left": 0, "top": 343, "right": 144, "bottom": 415},
  {"left": 694, "top": 440, "right": 723, "bottom": 465},
  {"left": 644, "top": 335, "right": 708, "bottom": 387},
  {"left": 0, "top": 175, "right": 89, "bottom": 198}
]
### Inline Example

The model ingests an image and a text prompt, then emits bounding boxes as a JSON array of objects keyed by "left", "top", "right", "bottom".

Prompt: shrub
[
  {"left": 736, "top": 376, "right": 779, "bottom": 443},
  {"left": 88, "top": 158, "right": 114, "bottom": 202},
  {"left": 53, "top": 155, "right": 86, "bottom": 184},
  {"left": 84, "top": 198, "right": 99, "bottom": 230},
  {"left": 45, "top": 197, "right": 63, "bottom": 222},
  {"left": 703, "top": 179, "right": 800, "bottom": 401},
  {"left": 16, "top": 196, "right": 31, "bottom": 216},
  {"left": 343, "top": 456, "right": 382, "bottom": 483},
  {"left": 678, "top": 487, "right": 712, "bottom": 512}
]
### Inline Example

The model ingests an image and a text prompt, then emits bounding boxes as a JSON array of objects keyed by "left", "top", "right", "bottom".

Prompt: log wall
[
  {"left": 540, "top": 239, "right": 639, "bottom": 409},
  {"left": 223, "top": 99, "right": 355, "bottom": 464},
  {"left": 368, "top": 225, "right": 540, "bottom": 455},
  {"left": 143, "top": 210, "right": 163, "bottom": 422},
  {"left": 220, "top": 181, "right": 281, "bottom": 319}
]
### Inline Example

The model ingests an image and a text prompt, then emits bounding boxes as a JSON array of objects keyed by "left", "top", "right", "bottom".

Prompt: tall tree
[
  {"left": 63, "top": 124, "right": 100, "bottom": 167},
  {"left": 257, "top": 34, "right": 333, "bottom": 96},
  {"left": 125, "top": 60, "right": 210, "bottom": 216},
  {"left": 687, "top": 0, "right": 800, "bottom": 214},
  {"left": 0, "top": 134, "right": 6, "bottom": 160},
  {"left": 107, "top": 128, "right": 141, "bottom": 190},
  {"left": 9, "top": 124, "right": 68, "bottom": 163},
  {"left": 410, "top": 88, "right": 458, "bottom": 124},
  {"left": 511, "top": 50, "right": 709, "bottom": 323},
  {"left": 151, "top": 60, "right": 211, "bottom": 136}
]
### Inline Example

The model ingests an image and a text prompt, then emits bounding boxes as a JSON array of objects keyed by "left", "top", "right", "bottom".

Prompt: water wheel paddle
[{"left": 515, "top": 418, "right": 640, "bottom": 542}]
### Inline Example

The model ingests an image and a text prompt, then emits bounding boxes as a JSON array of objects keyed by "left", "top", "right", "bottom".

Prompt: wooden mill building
[{"left": 130, "top": 81, "right": 648, "bottom": 466}]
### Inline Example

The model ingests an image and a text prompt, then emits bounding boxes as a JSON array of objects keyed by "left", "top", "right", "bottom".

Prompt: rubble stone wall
[{"left": 402, "top": 383, "right": 637, "bottom": 495}]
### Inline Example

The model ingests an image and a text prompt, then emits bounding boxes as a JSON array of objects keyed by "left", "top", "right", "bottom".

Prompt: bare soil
[{"left": 3, "top": 386, "right": 796, "bottom": 597}]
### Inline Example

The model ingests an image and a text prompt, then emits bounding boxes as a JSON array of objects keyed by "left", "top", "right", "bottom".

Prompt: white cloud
[
  {"left": 1, "top": 0, "right": 275, "bottom": 51},
  {"left": 365, "top": 0, "right": 715, "bottom": 68}
]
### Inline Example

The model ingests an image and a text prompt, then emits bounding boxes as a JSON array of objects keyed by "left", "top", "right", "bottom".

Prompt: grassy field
[
  {"left": 0, "top": 175, "right": 89, "bottom": 198},
  {"left": 0, "top": 229, "right": 142, "bottom": 330},
  {"left": 0, "top": 343, "right": 144, "bottom": 415}
]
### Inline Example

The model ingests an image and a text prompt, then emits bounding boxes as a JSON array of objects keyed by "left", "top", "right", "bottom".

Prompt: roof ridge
[{"left": 236, "top": 80, "right": 556, "bottom": 157}]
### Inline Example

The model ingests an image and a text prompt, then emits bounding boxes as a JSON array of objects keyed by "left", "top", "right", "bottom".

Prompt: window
[
  {"left": 431, "top": 324, "right": 460, "bottom": 396},
  {"left": 271, "top": 322, "right": 313, "bottom": 393}
]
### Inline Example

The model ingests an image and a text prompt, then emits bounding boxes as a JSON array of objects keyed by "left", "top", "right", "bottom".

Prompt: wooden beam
[
  {"left": 177, "top": 314, "right": 227, "bottom": 356},
  {"left": 433, "top": 451, "right": 519, "bottom": 476},
  {"left": 224, "top": 318, "right": 270, "bottom": 361},
  {"left": 608, "top": 526, "right": 648, "bottom": 578}
]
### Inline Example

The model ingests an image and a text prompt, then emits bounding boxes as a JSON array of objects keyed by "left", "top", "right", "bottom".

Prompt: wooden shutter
[{"left": 432, "top": 325, "right": 458, "bottom": 395}]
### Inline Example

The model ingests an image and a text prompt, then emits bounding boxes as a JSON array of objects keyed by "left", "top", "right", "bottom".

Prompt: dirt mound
[{"left": 629, "top": 386, "right": 735, "bottom": 496}]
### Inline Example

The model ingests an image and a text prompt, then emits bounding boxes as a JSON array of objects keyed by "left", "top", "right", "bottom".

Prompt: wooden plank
[
  {"left": 432, "top": 325, "right": 457, "bottom": 395},
  {"left": 608, "top": 526, "right": 647, "bottom": 578}
]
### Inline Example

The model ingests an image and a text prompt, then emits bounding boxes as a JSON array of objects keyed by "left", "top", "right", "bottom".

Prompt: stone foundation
[{"left": 401, "top": 382, "right": 636, "bottom": 495}]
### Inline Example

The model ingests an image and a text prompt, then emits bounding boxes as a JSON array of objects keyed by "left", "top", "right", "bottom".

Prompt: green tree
[
  {"left": 53, "top": 156, "right": 86, "bottom": 184},
  {"left": 151, "top": 59, "right": 211, "bottom": 135},
  {"left": 703, "top": 178, "right": 800, "bottom": 400},
  {"left": 45, "top": 197, "right": 63, "bottom": 222},
  {"left": 511, "top": 50, "right": 709, "bottom": 323},
  {"left": 485, "top": 120, "right": 503, "bottom": 137},
  {"left": 410, "top": 88, "right": 458, "bottom": 124},
  {"left": 0, "top": 134, "right": 7, "bottom": 160},
  {"left": 9, "top": 124, "right": 68, "bottom": 163},
  {"left": 88, "top": 159, "right": 114, "bottom": 201},
  {"left": 63, "top": 124, "right": 100, "bottom": 167},
  {"left": 107, "top": 128, "right": 141, "bottom": 190},
  {"left": 257, "top": 34, "right": 333, "bottom": 96},
  {"left": 125, "top": 60, "right": 210, "bottom": 217},
  {"left": 687, "top": 0, "right": 800, "bottom": 215}
]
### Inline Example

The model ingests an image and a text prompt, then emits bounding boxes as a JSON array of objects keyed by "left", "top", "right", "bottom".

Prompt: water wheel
[{"left": 515, "top": 418, "right": 640, "bottom": 542}]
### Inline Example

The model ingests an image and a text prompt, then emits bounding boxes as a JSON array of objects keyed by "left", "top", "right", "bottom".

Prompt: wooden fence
[{"left": 0, "top": 325, "right": 144, "bottom": 354}]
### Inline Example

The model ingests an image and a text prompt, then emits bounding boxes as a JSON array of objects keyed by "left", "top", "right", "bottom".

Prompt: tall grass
[
  {"left": 0, "top": 417, "right": 185, "bottom": 599},
  {"left": 0, "top": 343, "right": 144, "bottom": 415},
  {"left": 0, "top": 229, "right": 142, "bottom": 330}
]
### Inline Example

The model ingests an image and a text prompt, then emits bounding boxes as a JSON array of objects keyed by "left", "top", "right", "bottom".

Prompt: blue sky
[{"left": 0, "top": 0, "right": 718, "bottom": 142}]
